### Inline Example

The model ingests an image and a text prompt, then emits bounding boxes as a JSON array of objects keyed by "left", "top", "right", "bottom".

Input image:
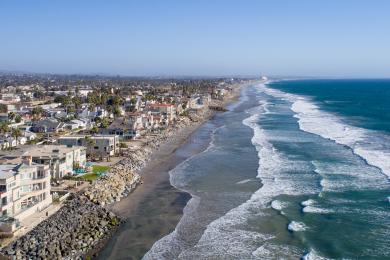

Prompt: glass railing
[{"left": 34, "top": 175, "right": 48, "bottom": 179}]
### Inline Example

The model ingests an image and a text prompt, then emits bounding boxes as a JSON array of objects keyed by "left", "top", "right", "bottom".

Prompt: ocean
[{"left": 143, "top": 80, "right": 390, "bottom": 259}]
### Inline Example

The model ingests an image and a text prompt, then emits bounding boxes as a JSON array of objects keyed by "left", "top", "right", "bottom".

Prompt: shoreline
[
  {"left": 0, "top": 83, "right": 246, "bottom": 260},
  {"left": 95, "top": 121, "right": 210, "bottom": 259},
  {"left": 94, "top": 84, "right": 244, "bottom": 259},
  {"left": 0, "top": 107, "right": 215, "bottom": 260}
]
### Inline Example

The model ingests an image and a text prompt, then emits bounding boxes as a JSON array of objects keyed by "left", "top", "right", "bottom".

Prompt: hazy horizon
[{"left": 1, "top": 0, "right": 390, "bottom": 78}]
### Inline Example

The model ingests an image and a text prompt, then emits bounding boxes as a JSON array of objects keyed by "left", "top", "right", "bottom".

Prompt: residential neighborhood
[{"left": 0, "top": 73, "right": 245, "bottom": 246}]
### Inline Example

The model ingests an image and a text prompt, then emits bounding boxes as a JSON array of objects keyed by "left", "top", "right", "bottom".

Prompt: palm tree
[
  {"left": 0, "top": 122, "right": 9, "bottom": 134},
  {"left": 84, "top": 136, "right": 96, "bottom": 160},
  {"left": 11, "top": 128, "right": 22, "bottom": 147},
  {"left": 32, "top": 106, "right": 44, "bottom": 120},
  {"left": 8, "top": 112, "right": 16, "bottom": 122},
  {"left": 90, "top": 125, "right": 99, "bottom": 134}
]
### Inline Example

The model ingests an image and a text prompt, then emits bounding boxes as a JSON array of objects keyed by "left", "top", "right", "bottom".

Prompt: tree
[
  {"left": 119, "top": 142, "right": 128, "bottom": 148},
  {"left": 54, "top": 95, "right": 67, "bottom": 104},
  {"left": 67, "top": 106, "right": 76, "bottom": 114},
  {"left": 8, "top": 112, "right": 16, "bottom": 122},
  {"left": 75, "top": 86, "right": 80, "bottom": 97},
  {"left": 100, "top": 94, "right": 108, "bottom": 108},
  {"left": 106, "top": 105, "right": 113, "bottom": 115},
  {"left": 87, "top": 103, "right": 95, "bottom": 112},
  {"left": 72, "top": 96, "right": 82, "bottom": 110},
  {"left": 11, "top": 128, "right": 22, "bottom": 146},
  {"left": 15, "top": 114, "right": 22, "bottom": 123},
  {"left": 112, "top": 106, "right": 121, "bottom": 117},
  {"left": 87, "top": 92, "right": 100, "bottom": 106},
  {"left": 119, "top": 142, "right": 127, "bottom": 155},
  {"left": 84, "top": 136, "right": 96, "bottom": 160},
  {"left": 130, "top": 97, "right": 137, "bottom": 105},
  {"left": 90, "top": 125, "right": 99, "bottom": 134},
  {"left": 94, "top": 117, "right": 102, "bottom": 123},
  {"left": 33, "top": 90, "right": 45, "bottom": 100},
  {"left": 0, "top": 123, "right": 9, "bottom": 134},
  {"left": 73, "top": 161, "right": 80, "bottom": 170},
  {"left": 100, "top": 117, "right": 110, "bottom": 128},
  {"left": 32, "top": 106, "right": 44, "bottom": 120},
  {"left": 0, "top": 104, "right": 7, "bottom": 113},
  {"left": 108, "top": 96, "right": 122, "bottom": 106}
]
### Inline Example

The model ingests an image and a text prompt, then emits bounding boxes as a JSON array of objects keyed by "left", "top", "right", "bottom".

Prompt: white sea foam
[
  {"left": 261, "top": 83, "right": 390, "bottom": 180},
  {"left": 302, "top": 249, "right": 331, "bottom": 260},
  {"left": 302, "top": 205, "right": 333, "bottom": 214},
  {"left": 145, "top": 122, "right": 226, "bottom": 259},
  {"left": 288, "top": 221, "right": 308, "bottom": 232},
  {"left": 176, "top": 95, "right": 317, "bottom": 258},
  {"left": 292, "top": 98, "right": 390, "bottom": 179},
  {"left": 252, "top": 242, "right": 303, "bottom": 259},
  {"left": 146, "top": 82, "right": 390, "bottom": 259},
  {"left": 301, "top": 199, "right": 316, "bottom": 207},
  {"left": 236, "top": 179, "right": 252, "bottom": 184},
  {"left": 270, "top": 199, "right": 288, "bottom": 211},
  {"left": 143, "top": 196, "right": 201, "bottom": 260},
  {"left": 312, "top": 160, "right": 389, "bottom": 192},
  {"left": 301, "top": 196, "right": 330, "bottom": 215}
]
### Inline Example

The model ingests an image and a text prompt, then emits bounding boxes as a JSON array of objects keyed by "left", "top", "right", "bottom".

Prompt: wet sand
[
  {"left": 96, "top": 86, "right": 244, "bottom": 260},
  {"left": 96, "top": 123, "right": 212, "bottom": 260}
]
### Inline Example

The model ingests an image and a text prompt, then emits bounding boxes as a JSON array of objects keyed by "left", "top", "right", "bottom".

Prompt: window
[{"left": 94, "top": 146, "right": 99, "bottom": 149}]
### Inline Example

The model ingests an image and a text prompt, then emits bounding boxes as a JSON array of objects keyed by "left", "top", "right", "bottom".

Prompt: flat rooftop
[
  {"left": 0, "top": 145, "right": 85, "bottom": 161},
  {"left": 59, "top": 134, "right": 118, "bottom": 140},
  {"left": 0, "top": 164, "right": 17, "bottom": 179}
]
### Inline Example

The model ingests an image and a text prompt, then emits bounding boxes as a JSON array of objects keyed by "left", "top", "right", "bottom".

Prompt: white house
[
  {"left": 0, "top": 158, "right": 52, "bottom": 233},
  {"left": 58, "top": 135, "right": 119, "bottom": 158}
]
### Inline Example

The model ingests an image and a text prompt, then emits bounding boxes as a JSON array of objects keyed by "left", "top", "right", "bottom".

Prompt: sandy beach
[
  {"left": 95, "top": 85, "right": 243, "bottom": 259},
  {"left": 96, "top": 122, "right": 212, "bottom": 259}
]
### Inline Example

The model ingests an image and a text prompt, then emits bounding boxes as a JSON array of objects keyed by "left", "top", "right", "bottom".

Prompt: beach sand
[
  {"left": 96, "top": 123, "right": 211, "bottom": 260},
  {"left": 95, "top": 85, "right": 244, "bottom": 260}
]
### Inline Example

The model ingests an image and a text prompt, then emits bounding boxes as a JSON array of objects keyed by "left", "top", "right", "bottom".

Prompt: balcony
[
  {"left": 20, "top": 178, "right": 49, "bottom": 186},
  {"left": 34, "top": 174, "right": 49, "bottom": 180}
]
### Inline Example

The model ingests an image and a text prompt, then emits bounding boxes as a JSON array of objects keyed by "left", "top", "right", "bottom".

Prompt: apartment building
[
  {"left": 0, "top": 157, "right": 51, "bottom": 232},
  {"left": 0, "top": 145, "right": 87, "bottom": 180},
  {"left": 58, "top": 135, "right": 119, "bottom": 158}
]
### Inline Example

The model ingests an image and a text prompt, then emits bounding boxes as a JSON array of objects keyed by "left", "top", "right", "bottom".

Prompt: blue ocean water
[{"left": 144, "top": 80, "right": 390, "bottom": 259}]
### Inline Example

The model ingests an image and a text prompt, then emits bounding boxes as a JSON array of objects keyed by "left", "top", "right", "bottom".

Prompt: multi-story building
[
  {"left": 0, "top": 157, "right": 51, "bottom": 232},
  {"left": 148, "top": 103, "right": 176, "bottom": 123},
  {"left": 58, "top": 135, "right": 119, "bottom": 158},
  {"left": 0, "top": 145, "right": 87, "bottom": 180}
]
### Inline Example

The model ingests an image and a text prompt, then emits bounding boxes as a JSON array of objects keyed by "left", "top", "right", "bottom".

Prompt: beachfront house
[
  {"left": 58, "top": 135, "right": 119, "bottom": 158},
  {"left": 148, "top": 103, "right": 176, "bottom": 123},
  {"left": 0, "top": 145, "right": 87, "bottom": 180},
  {"left": 100, "top": 116, "right": 144, "bottom": 140},
  {"left": 0, "top": 157, "right": 52, "bottom": 233}
]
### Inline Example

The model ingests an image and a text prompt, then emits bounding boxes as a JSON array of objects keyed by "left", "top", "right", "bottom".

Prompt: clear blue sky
[{"left": 1, "top": 0, "right": 390, "bottom": 77}]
